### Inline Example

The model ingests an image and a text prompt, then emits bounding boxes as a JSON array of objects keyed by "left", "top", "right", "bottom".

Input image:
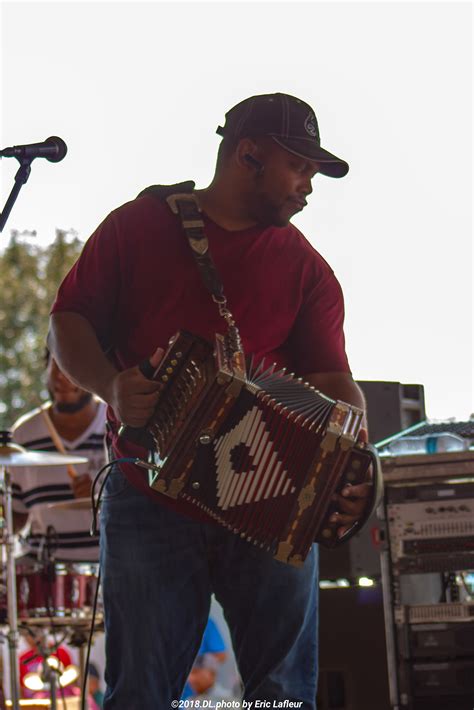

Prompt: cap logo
[{"left": 304, "top": 112, "right": 317, "bottom": 138}]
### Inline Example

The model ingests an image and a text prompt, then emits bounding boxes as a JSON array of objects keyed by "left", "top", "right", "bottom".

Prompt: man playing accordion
[{"left": 49, "top": 93, "right": 373, "bottom": 709}]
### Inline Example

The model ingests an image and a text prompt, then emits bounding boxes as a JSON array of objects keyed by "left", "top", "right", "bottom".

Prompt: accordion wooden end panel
[{"left": 124, "top": 331, "right": 374, "bottom": 566}]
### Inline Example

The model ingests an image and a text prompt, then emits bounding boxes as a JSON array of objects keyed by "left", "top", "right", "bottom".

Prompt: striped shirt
[{"left": 12, "top": 401, "right": 107, "bottom": 562}]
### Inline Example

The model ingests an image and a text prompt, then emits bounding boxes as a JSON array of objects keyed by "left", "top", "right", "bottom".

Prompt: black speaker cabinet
[
  {"left": 357, "top": 381, "right": 425, "bottom": 444},
  {"left": 318, "top": 510, "right": 382, "bottom": 582},
  {"left": 317, "top": 585, "right": 390, "bottom": 710}
]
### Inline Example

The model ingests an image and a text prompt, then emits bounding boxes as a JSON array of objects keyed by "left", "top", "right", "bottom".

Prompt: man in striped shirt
[{"left": 12, "top": 354, "right": 106, "bottom": 562}]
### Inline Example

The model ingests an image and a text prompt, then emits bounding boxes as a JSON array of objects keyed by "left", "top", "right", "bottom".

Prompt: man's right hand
[
  {"left": 104, "top": 347, "right": 164, "bottom": 427},
  {"left": 188, "top": 668, "right": 217, "bottom": 695}
]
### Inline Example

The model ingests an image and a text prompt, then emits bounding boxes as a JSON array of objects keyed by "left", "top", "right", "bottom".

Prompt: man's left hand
[
  {"left": 330, "top": 427, "right": 373, "bottom": 538},
  {"left": 71, "top": 473, "right": 92, "bottom": 499}
]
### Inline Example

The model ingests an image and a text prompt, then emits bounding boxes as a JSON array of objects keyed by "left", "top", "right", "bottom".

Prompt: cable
[
  {"left": 80, "top": 456, "right": 140, "bottom": 710},
  {"left": 90, "top": 458, "right": 138, "bottom": 536},
  {"left": 81, "top": 456, "right": 161, "bottom": 708},
  {"left": 80, "top": 566, "right": 101, "bottom": 710}
]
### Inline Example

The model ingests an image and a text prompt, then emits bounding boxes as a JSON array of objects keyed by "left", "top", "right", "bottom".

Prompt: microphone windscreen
[{"left": 46, "top": 136, "right": 68, "bottom": 162}]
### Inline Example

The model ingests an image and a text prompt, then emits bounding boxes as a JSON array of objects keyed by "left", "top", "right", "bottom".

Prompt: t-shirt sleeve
[
  {"left": 288, "top": 262, "right": 351, "bottom": 375},
  {"left": 51, "top": 210, "right": 122, "bottom": 350}
]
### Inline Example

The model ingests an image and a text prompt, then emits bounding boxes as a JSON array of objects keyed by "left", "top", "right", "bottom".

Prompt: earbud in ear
[{"left": 244, "top": 154, "right": 264, "bottom": 171}]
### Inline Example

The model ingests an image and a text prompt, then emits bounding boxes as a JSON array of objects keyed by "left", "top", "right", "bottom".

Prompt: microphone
[{"left": 0, "top": 136, "right": 67, "bottom": 163}]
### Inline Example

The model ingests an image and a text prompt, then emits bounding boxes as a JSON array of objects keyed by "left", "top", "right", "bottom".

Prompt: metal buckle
[{"left": 165, "top": 193, "right": 201, "bottom": 215}]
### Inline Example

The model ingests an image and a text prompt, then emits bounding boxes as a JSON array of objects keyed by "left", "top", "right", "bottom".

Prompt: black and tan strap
[
  {"left": 165, "top": 191, "right": 225, "bottom": 303},
  {"left": 138, "top": 182, "right": 236, "bottom": 330}
]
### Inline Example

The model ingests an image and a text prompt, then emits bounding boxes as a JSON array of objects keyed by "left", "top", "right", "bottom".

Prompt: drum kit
[
  {"left": 0, "top": 138, "right": 105, "bottom": 708},
  {"left": 0, "top": 430, "right": 101, "bottom": 710}
]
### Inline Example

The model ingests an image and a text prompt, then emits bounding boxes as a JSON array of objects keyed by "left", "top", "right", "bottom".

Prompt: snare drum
[{"left": 15, "top": 561, "right": 100, "bottom": 620}]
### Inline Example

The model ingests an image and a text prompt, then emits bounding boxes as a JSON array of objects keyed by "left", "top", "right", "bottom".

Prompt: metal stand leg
[
  {"left": 1, "top": 467, "right": 20, "bottom": 710},
  {"left": 69, "top": 629, "right": 88, "bottom": 705},
  {"left": 78, "top": 643, "right": 86, "bottom": 700},
  {"left": 49, "top": 669, "right": 58, "bottom": 710},
  {"left": 380, "top": 548, "right": 400, "bottom": 709}
]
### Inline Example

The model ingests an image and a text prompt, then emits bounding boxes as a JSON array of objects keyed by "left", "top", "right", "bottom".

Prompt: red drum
[{"left": 15, "top": 562, "right": 100, "bottom": 620}]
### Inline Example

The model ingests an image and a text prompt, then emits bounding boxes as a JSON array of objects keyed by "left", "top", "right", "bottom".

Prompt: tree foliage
[{"left": 0, "top": 229, "right": 83, "bottom": 429}]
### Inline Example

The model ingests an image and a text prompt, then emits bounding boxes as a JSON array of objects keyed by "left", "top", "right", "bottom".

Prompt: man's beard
[
  {"left": 249, "top": 183, "right": 291, "bottom": 228},
  {"left": 52, "top": 392, "right": 93, "bottom": 414}
]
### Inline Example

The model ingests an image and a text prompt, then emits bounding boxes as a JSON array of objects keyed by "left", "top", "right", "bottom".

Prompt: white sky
[{"left": 1, "top": 0, "right": 472, "bottom": 421}]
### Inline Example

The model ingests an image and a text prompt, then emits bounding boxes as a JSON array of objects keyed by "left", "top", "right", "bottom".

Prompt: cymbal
[
  {"left": 47, "top": 497, "right": 91, "bottom": 511},
  {"left": 5, "top": 701, "right": 53, "bottom": 708},
  {"left": 6, "top": 694, "right": 101, "bottom": 707},
  {"left": 0, "top": 443, "right": 87, "bottom": 468}
]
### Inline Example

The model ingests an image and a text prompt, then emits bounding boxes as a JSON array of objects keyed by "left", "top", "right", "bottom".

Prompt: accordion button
[
  {"left": 166, "top": 367, "right": 173, "bottom": 374},
  {"left": 192, "top": 482, "right": 200, "bottom": 490},
  {"left": 321, "top": 528, "right": 333, "bottom": 539},
  {"left": 171, "top": 359, "right": 178, "bottom": 366}
]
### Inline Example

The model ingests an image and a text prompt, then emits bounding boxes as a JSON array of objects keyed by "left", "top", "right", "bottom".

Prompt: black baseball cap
[{"left": 217, "top": 92, "right": 349, "bottom": 178}]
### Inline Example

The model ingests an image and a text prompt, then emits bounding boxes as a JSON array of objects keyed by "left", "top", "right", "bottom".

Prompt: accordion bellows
[{"left": 123, "top": 331, "right": 373, "bottom": 566}]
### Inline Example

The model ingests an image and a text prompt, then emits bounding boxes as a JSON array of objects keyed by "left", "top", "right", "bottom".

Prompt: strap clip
[{"left": 166, "top": 192, "right": 201, "bottom": 216}]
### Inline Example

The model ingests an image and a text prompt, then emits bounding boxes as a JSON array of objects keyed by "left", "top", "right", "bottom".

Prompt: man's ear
[{"left": 235, "top": 138, "right": 262, "bottom": 171}]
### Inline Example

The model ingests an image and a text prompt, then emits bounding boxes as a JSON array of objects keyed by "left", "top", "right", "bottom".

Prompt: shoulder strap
[
  {"left": 138, "top": 182, "right": 236, "bottom": 328},
  {"left": 137, "top": 181, "right": 195, "bottom": 201}
]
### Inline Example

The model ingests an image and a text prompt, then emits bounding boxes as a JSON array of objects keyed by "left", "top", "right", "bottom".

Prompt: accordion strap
[
  {"left": 138, "top": 182, "right": 237, "bottom": 330},
  {"left": 334, "top": 443, "right": 384, "bottom": 547}
]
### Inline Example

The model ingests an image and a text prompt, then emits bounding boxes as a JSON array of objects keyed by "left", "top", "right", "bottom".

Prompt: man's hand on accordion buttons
[
  {"left": 106, "top": 346, "right": 164, "bottom": 427},
  {"left": 331, "top": 427, "right": 373, "bottom": 538}
]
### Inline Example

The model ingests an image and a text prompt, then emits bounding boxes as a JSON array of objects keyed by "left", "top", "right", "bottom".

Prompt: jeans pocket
[{"left": 101, "top": 464, "right": 132, "bottom": 501}]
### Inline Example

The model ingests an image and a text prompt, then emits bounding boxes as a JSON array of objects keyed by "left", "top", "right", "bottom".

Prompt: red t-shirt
[{"left": 51, "top": 192, "right": 350, "bottom": 520}]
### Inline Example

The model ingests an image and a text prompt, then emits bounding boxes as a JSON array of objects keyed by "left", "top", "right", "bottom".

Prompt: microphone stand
[
  {"left": 0, "top": 458, "right": 21, "bottom": 710},
  {"left": 0, "top": 157, "right": 33, "bottom": 233},
  {"left": 27, "top": 631, "right": 61, "bottom": 710}
]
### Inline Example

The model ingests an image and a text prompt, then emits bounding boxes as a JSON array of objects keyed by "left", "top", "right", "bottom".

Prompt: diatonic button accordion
[{"left": 120, "top": 330, "right": 377, "bottom": 566}]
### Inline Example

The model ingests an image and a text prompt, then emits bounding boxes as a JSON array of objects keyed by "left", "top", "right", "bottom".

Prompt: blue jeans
[{"left": 100, "top": 464, "right": 319, "bottom": 709}]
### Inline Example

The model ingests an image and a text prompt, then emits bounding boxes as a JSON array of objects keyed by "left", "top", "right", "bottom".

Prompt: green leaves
[{"left": 0, "top": 229, "right": 83, "bottom": 428}]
